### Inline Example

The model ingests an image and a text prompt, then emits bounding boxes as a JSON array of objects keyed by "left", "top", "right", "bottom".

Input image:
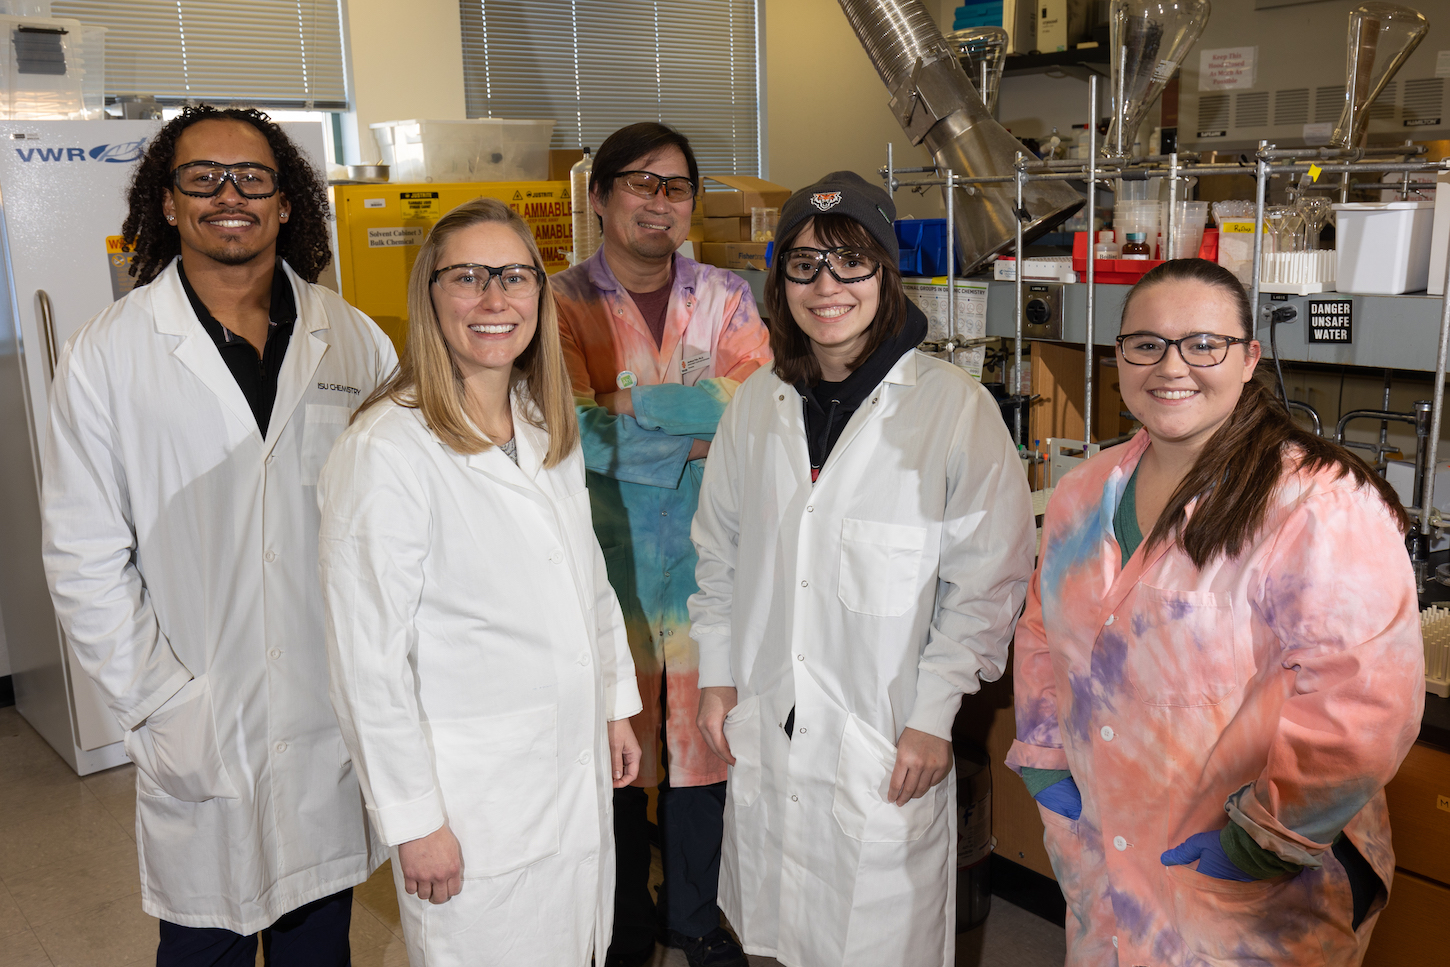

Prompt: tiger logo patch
[{"left": 810, "top": 191, "right": 843, "bottom": 212}]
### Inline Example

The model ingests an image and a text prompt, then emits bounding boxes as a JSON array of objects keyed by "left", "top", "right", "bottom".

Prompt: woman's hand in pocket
[
  {"left": 398, "top": 824, "right": 464, "bottom": 903},
  {"left": 889, "top": 728, "right": 953, "bottom": 806},
  {"left": 697, "top": 686, "right": 738, "bottom": 765},
  {"left": 1162, "top": 830, "right": 1257, "bottom": 881},
  {"left": 608, "top": 718, "right": 641, "bottom": 788}
]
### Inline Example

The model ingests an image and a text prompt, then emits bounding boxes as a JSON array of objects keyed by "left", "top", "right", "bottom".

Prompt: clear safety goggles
[
  {"left": 431, "top": 263, "right": 543, "bottom": 299},
  {"left": 172, "top": 161, "right": 280, "bottom": 199},
  {"left": 780, "top": 246, "right": 880, "bottom": 285}
]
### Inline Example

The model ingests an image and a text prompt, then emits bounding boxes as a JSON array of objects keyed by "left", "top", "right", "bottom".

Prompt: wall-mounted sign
[
  {"left": 1307, "top": 299, "right": 1352, "bottom": 344},
  {"left": 1198, "top": 47, "right": 1257, "bottom": 92}
]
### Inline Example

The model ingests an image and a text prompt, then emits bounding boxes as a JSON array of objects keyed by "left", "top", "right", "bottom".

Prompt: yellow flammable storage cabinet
[{"left": 333, "top": 181, "right": 573, "bottom": 355}]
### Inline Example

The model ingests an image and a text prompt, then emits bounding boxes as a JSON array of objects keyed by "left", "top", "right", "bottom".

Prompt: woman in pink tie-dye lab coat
[{"left": 1007, "top": 259, "right": 1425, "bottom": 966}]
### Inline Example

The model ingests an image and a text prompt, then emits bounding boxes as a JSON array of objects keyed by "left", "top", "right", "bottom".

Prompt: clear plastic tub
[
  {"left": 371, "top": 118, "right": 556, "bottom": 184},
  {"left": 1333, "top": 201, "right": 1435, "bottom": 295},
  {"left": 1167, "top": 201, "right": 1209, "bottom": 260}
]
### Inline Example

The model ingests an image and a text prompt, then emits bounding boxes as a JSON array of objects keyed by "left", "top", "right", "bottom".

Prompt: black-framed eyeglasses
[
  {"left": 615, "top": 170, "right": 697, "bottom": 203},
  {"left": 430, "top": 263, "right": 543, "bottom": 299},
  {"left": 780, "top": 246, "right": 881, "bottom": 285},
  {"left": 1116, "top": 331, "right": 1253, "bottom": 367},
  {"left": 172, "top": 161, "right": 281, "bottom": 198}
]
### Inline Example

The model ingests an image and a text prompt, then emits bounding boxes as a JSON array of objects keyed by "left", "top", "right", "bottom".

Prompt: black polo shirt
[{"left": 178, "top": 259, "right": 297, "bottom": 436}]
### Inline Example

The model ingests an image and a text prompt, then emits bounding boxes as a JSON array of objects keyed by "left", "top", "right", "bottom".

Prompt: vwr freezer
[
  {"left": 332, "top": 180, "right": 573, "bottom": 356},
  {"left": 0, "top": 120, "right": 330, "bottom": 775}
]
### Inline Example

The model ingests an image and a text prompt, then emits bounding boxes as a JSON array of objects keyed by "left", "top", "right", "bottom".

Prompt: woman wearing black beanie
[{"left": 687, "top": 171, "right": 1035, "bottom": 966}]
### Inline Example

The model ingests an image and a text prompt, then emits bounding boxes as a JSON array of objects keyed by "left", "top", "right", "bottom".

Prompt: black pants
[
  {"left": 156, "top": 888, "right": 353, "bottom": 967},
  {"left": 607, "top": 675, "right": 727, "bottom": 960}
]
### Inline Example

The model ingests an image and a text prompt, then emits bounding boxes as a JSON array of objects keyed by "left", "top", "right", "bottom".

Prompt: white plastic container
[
  {"left": 1333, "top": 201, "right": 1436, "bottom": 295},
  {"left": 370, "top": 118, "right": 556, "bottom": 184}
]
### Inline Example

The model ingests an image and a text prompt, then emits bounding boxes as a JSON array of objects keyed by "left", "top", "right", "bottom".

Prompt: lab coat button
[
  {"left": 660, "top": 510, "right": 668, "bottom": 517},
  {"left": 1112, "top": 937, "right": 1119, "bottom": 949},
  {"left": 578, "top": 751, "right": 592, "bottom": 765},
  {"left": 1100, "top": 726, "right": 1115, "bottom": 741},
  {"left": 266, "top": 454, "right": 276, "bottom": 464},
  {"left": 269, "top": 649, "right": 282, "bottom": 660},
  {"left": 797, "top": 654, "right": 804, "bottom": 661},
  {"left": 275, "top": 742, "right": 287, "bottom": 753},
  {"left": 549, "top": 550, "right": 563, "bottom": 564},
  {"left": 1105, "top": 614, "right": 1116, "bottom": 626},
  {"left": 579, "top": 652, "right": 591, "bottom": 666},
  {"left": 800, "top": 580, "right": 808, "bottom": 587},
  {"left": 666, "top": 629, "right": 674, "bottom": 636},
  {"left": 791, "top": 795, "right": 799, "bottom": 802},
  {"left": 806, "top": 506, "right": 814, "bottom": 512},
  {"left": 264, "top": 550, "right": 276, "bottom": 563},
  {"left": 1113, "top": 835, "right": 1128, "bottom": 851},
  {"left": 799, "top": 727, "right": 807, "bottom": 735}
]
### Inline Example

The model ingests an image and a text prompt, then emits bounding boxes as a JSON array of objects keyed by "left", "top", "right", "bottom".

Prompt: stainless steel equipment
[
  {"left": 947, "top": 26, "right": 1008, "bottom": 116},
  {"left": 1104, "top": 0, "right": 1212, "bottom": 159},
  {"left": 836, "top": 0, "right": 1083, "bottom": 275},
  {"left": 1330, "top": 3, "right": 1430, "bottom": 149}
]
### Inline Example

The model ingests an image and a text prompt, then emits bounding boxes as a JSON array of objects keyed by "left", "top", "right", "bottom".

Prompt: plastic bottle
[
  {"left": 1094, "top": 230, "right": 1119, "bottom": 260},
  {"left": 1121, "top": 232, "right": 1151, "bottom": 260},
  {"left": 570, "top": 148, "right": 600, "bottom": 264}
]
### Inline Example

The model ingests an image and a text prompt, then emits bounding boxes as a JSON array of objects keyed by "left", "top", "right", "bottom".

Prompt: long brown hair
[
  {"left": 356, "top": 198, "right": 579, "bottom": 467},
  {"left": 1126, "top": 259, "right": 1408, "bottom": 567},
  {"left": 765, "top": 213, "right": 908, "bottom": 385}
]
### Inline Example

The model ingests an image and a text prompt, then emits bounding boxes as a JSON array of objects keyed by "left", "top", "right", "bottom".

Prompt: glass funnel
[
  {"left": 947, "top": 26, "right": 1009, "bottom": 115},
  {"left": 1331, "top": 3, "right": 1429, "bottom": 148},
  {"left": 1103, "top": 0, "right": 1212, "bottom": 158}
]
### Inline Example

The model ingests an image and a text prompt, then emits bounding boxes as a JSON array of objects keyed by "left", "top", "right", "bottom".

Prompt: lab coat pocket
[
  {"left": 832, "top": 714, "right": 941, "bottom": 843},
  {"left": 837, "top": 519, "right": 928, "bottom": 617},
  {"left": 300, "top": 403, "right": 352, "bottom": 486},
  {"left": 124, "top": 675, "right": 239, "bottom": 803},
  {"left": 1125, "top": 584, "right": 1240, "bottom": 707},
  {"left": 722, "top": 695, "right": 763, "bottom": 808},
  {"left": 431, "top": 704, "right": 560, "bottom": 879}
]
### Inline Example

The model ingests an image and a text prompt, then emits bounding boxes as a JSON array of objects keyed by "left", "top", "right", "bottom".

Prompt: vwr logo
[{"left": 14, "top": 140, "right": 147, "bottom": 163}]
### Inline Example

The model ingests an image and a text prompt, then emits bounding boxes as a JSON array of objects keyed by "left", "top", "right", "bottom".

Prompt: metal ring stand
[{"left": 882, "top": 75, "right": 1450, "bottom": 587}]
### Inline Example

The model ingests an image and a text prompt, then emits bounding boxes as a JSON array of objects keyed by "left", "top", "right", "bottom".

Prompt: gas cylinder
[
  {"left": 569, "top": 147, "right": 600, "bottom": 264},
  {"left": 956, "top": 745, "right": 993, "bottom": 931}
]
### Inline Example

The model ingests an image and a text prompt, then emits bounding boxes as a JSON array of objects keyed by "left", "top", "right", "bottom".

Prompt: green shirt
[{"left": 1115, "top": 462, "right": 1144, "bottom": 568}]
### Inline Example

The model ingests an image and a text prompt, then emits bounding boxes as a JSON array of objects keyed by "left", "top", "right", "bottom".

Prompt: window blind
[
  {"left": 460, "top": 0, "right": 759, "bottom": 176},
  {"left": 50, "top": 1, "right": 347, "bottom": 109}
]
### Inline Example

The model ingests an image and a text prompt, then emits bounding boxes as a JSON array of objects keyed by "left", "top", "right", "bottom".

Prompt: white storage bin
[
  {"left": 1333, "top": 201, "right": 1435, "bottom": 295},
  {"left": 370, "top": 118, "right": 555, "bottom": 184}
]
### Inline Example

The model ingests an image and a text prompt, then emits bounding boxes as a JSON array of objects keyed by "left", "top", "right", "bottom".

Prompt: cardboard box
[
  {"left": 705, "top": 216, "right": 753, "bottom": 242},
  {"left": 700, "top": 241, "right": 770, "bottom": 271},
  {"left": 701, "top": 175, "right": 791, "bottom": 218},
  {"left": 549, "top": 148, "right": 584, "bottom": 182}
]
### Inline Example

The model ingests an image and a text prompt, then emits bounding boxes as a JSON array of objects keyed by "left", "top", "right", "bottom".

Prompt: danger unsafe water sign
[{"left": 1307, "top": 299, "right": 1352, "bottom": 344}]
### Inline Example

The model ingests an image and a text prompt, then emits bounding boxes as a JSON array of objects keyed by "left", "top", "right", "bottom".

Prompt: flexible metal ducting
[{"left": 836, "top": 0, "right": 1084, "bottom": 274}]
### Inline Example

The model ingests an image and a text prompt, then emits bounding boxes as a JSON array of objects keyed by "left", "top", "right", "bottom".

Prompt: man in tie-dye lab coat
[
  {"left": 1007, "top": 260, "right": 1425, "bottom": 966},
  {"left": 553, "top": 122, "right": 770, "bottom": 967}
]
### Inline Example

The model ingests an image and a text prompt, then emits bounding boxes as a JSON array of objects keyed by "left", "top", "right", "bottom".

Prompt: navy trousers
[{"left": 156, "top": 888, "right": 353, "bottom": 967}]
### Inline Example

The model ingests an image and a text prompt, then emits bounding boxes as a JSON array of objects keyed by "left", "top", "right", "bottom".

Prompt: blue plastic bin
[{"left": 895, "top": 219, "right": 956, "bottom": 277}]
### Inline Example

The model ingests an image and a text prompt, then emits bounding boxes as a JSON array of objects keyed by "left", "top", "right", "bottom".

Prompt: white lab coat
[
  {"left": 689, "top": 351, "right": 1034, "bottom": 967},
  {"left": 41, "top": 259, "right": 397, "bottom": 933},
  {"left": 318, "top": 395, "right": 643, "bottom": 967}
]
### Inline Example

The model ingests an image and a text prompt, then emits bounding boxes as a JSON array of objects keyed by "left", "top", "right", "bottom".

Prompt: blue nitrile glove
[
  {"left": 1161, "top": 830, "right": 1256, "bottom": 881},
  {"left": 1033, "top": 776, "right": 1083, "bottom": 821}
]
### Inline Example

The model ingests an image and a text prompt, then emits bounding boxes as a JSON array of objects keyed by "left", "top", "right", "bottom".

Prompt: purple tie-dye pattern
[{"left": 1006, "top": 430, "right": 1424, "bottom": 966}]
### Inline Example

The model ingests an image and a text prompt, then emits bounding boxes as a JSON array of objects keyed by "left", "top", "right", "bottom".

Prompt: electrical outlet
[{"left": 1437, "top": 794, "right": 1450, "bottom": 814}]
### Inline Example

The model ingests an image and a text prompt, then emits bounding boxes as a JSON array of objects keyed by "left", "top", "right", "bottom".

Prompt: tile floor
[{"left": 0, "top": 706, "right": 1064, "bottom": 967}]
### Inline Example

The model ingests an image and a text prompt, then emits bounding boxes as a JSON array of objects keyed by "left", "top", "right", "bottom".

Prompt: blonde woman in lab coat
[
  {"left": 689, "top": 172, "right": 1035, "bottom": 967},
  {"left": 318, "top": 198, "right": 643, "bottom": 966}
]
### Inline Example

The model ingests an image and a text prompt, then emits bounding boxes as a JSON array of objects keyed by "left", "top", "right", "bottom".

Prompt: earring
[
  {"left": 167, "top": 216, "right": 175, "bottom": 223},
  {"left": 279, "top": 213, "right": 288, "bottom": 221}
]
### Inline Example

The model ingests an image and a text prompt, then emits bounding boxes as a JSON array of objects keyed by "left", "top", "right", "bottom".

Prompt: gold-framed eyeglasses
[
  {"left": 430, "top": 263, "right": 542, "bottom": 299},
  {"left": 1116, "top": 331, "right": 1252, "bottom": 367},
  {"left": 615, "top": 170, "right": 696, "bottom": 203},
  {"left": 172, "top": 161, "right": 280, "bottom": 198}
]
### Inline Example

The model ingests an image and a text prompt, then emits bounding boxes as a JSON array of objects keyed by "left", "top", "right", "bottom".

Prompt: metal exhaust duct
[{"left": 836, "top": 0, "right": 1083, "bottom": 275}]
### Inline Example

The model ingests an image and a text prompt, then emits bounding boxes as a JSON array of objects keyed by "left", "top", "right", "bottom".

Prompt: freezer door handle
[{"left": 37, "top": 288, "right": 57, "bottom": 381}]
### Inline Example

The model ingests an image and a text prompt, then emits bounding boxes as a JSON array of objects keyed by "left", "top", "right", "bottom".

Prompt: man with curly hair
[{"left": 40, "top": 105, "right": 396, "bottom": 966}]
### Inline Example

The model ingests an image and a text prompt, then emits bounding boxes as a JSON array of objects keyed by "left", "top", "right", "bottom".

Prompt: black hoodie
[{"left": 794, "top": 301, "right": 930, "bottom": 482}]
